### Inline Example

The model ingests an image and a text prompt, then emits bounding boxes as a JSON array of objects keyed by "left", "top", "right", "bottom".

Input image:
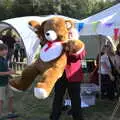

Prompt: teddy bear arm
[{"left": 9, "top": 64, "right": 39, "bottom": 91}]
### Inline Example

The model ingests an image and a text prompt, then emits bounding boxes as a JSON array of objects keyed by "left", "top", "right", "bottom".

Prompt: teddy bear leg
[
  {"left": 9, "top": 64, "right": 39, "bottom": 92},
  {"left": 34, "top": 67, "right": 64, "bottom": 99}
]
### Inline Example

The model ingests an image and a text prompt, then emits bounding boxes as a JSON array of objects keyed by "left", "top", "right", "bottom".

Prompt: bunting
[
  {"left": 75, "top": 22, "right": 84, "bottom": 32},
  {"left": 104, "top": 22, "right": 114, "bottom": 27},
  {"left": 114, "top": 28, "right": 119, "bottom": 41},
  {"left": 92, "top": 21, "right": 100, "bottom": 32}
]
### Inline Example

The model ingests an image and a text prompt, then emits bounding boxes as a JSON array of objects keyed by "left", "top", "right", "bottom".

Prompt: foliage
[
  {"left": 0, "top": 0, "right": 117, "bottom": 20},
  {"left": 11, "top": 0, "right": 34, "bottom": 17}
]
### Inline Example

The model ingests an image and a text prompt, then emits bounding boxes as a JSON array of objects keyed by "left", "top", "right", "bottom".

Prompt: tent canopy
[
  {"left": 79, "top": 3, "right": 120, "bottom": 36},
  {"left": 0, "top": 15, "right": 80, "bottom": 64},
  {"left": 1, "top": 3, "right": 120, "bottom": 63}
]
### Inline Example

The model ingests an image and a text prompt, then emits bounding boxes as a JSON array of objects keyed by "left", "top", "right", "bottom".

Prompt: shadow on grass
[{"left": 7, "top": 76, "right": 120, "bottom": 120}]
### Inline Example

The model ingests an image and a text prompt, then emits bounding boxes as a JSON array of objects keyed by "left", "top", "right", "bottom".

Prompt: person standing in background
[
  {"left": 115, "top": 43, "right": 120, "bottom": 74},
  {"left": 0, "top": 43, "right": 18, "bottom": 119},
  {"left": 19, "top": 41, "right": 26, "bottom": 62},
  {"left": 13, "top": 40, "right": 20, "bottom": 62},
  {"left": 115, "top": 43, "right": 120, "bottom": 95},
  {"left": 1, "top": 29, "right": 16, "bottom": 68},
  {"left": 89, "top": 47, "right": 105, "bottom": 85},
  {"left": 99, "top": 44, "right": 116, "bottom": 100}
]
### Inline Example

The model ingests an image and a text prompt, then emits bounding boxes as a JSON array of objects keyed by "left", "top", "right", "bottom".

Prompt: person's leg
[
  {"left": 15, "top": 50, "right": 18, "bottom": 62},
  {"left": 68, "top": 82, "right": 84, "bottom": 120},
  {"left": 7, "top": 86, "right": 18, "bottom": 119},
  {"left": 6, "top": 85, "right": 14, "bottom": 113},
  {"left": 20, "top": 49, "right": 24, "bottom": 62},
  {"left": 0, "top": 100, "right": 3, "bottom": 116},
  {"left": 50, "top": 72, "right": 67, "bottom": 120},
  {"left": 107, "top": 77, "right": 115, "bottom": 100},
  {"left": 0, "top": 87, "right": 5, "bottom": 116},
  {"left": 8, "top": 97, "right": 13, "bottom": 113},
  {"left": 7, "top": 49, "right": 13, "bottom": 68},
  {"left": 101, "top": 75, "right": 108, "bottom": 98}
]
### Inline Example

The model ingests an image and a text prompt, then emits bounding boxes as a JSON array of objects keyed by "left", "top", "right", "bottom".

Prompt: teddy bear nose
[{"left": 46, "top": 33, "right": 50, "bottom": 36}]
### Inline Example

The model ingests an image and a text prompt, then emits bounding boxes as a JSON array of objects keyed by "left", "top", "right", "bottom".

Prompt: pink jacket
[{"left": 65, "top": 48, "right": 86, "bottom": 82}]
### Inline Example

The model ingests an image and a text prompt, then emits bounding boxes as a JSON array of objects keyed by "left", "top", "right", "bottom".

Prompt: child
[{"left": 0, "top": 43, "right": 17, "bottom": 118}]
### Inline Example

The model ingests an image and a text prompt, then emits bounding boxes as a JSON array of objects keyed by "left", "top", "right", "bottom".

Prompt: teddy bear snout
[{"left": 45, "top": 30, "right": 57, "bottom": 41}]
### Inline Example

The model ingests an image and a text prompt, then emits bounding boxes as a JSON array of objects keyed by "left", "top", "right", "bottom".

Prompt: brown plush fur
[{"left": 9, "top": 17, "right": 84, "bottom": 99}]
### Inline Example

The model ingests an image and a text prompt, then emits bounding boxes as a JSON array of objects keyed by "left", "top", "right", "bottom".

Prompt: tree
[
  {"left": 0, "top": 0, "right": 14, "bottom": 20},
  {"left": 60, "top": 0, "right": 114, "bottom": 19},
  {"left": 33, "top": 0, "right": 56, "bottom": 15},
  {"left": 0, "top": 0, "right": 116, "bottom": 20},
  {"left": 0, "top": 4, "right": 7, "bottom": 20},
  {"left": 11, "top": 0, "right": 34, "bottom": 17}
]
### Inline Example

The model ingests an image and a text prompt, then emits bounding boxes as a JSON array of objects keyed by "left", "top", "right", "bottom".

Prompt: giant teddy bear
[{"left": 9, "top": 17, "right": 85, "bottom": 99}]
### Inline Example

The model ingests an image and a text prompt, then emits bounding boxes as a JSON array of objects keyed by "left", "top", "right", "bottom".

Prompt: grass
[
  {"left": 3, "top": 76, "right": 120, "bottom": 120},
  {"left": 11, "top": 89, "right": 120, "bottom": 120}
]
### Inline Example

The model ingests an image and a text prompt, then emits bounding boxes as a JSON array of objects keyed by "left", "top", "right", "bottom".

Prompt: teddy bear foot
[{"left": 34, "top": 88, "right": 48, "bottom": 99}]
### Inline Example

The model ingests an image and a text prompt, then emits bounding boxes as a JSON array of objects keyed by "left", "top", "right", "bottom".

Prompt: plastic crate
[
  {"left": 64, "top": 95, "right": 96, "bottom": 108},
  {"left": 81, "top": 83, "right": 100, "bottom": 95},
  {"left": 81, "top": 95, "right": 96, "bottom": 106}
]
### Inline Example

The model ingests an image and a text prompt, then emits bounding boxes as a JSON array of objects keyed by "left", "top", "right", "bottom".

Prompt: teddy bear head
[{"left": 29, "top": 17, "right": 75, "bottom": 45}]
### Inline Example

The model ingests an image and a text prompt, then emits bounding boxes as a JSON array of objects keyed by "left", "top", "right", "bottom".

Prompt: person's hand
[
  {"left": 8, "top": 70, "right": 16, "bottom": 75},
  {"left": 63, "top": 41, "right": 77, "bottom": 55}
]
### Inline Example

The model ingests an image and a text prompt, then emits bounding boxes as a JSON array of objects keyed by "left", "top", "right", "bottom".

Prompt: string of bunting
[
  {"left": 104, "top": 22, "right": 114, "bottom": 27},
  {"left": 102, "top": 22, "right": 120, "bottom": 40},
  {"left": 75, "top": 22, "right": 84, "bottom": 32},
  {"left": 113, "top": 28, "right": 120, "bottom": 40},
  {"left": 75, "top": 20, "right": 120, "bottom": 40},
  {"left": 92, "top": 21, "right": 100, "bottom": 32}
]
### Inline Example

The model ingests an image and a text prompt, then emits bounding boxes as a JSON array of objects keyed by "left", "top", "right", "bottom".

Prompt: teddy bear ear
[
  {"left": 65, "top": 20, "right": 74, "bottom": 30},
  {"left": 28, "top": 20, "right": 41, "bottom": 32}
]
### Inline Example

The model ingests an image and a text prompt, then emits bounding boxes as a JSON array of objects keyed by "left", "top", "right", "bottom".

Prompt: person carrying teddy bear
[{"left": 50, "top": 27, "right": 86, "bottom": 120}]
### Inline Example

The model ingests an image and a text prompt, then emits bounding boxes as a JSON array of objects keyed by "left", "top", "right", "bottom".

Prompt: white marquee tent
[
  {"left": 0, "top": 4, "right": 120, "bottom": 63},
  {"left": 0, "top": 15, "right": 80, "bottom": 64},
  {"left": 79, "top": 3, "right": 120, "bottom": 36},
  {"left": 76, "top": 3, "right": 120, "bottom": 58},
  {"left": 0, "top": 4, "right": 119, "bottom": 104}
]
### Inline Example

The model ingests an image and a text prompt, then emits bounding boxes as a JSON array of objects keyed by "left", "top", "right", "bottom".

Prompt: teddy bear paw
[
  {"left": 9, "top": 84, "right": 23, "bottom": 92},
  {"left": 34, "top": 88, "right": 48, "bottom": 99}
]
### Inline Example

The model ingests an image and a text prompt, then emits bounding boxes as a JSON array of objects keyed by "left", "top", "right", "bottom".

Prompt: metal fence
[{"left": 11, "top": 62, "right": 27, "bottom": 71}]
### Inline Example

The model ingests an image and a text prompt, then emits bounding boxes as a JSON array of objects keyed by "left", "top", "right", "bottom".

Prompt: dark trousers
[
  {"left": 50, "top": 73, "right": 83, "bottom": 120},
  {"left": 7, "top": 48, "right": 14, "bottom": 68},
  {"left": 14, "top": 50, "right": 19, "bottom": 62},
  {"left": 20, "top": 48, "right": 25, "bottom": 62},
  {"left": 101, "top": 74, "right": 114, "bottom": 99}
]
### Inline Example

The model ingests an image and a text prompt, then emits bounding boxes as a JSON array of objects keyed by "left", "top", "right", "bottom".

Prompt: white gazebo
[{"left": 0, "top": 15, "right": 80, "bottom": 64}]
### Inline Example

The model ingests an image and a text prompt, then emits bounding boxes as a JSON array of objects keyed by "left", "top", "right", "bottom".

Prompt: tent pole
[{"left": 98, "top": 35, "right": 102, "bottom": 99}]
